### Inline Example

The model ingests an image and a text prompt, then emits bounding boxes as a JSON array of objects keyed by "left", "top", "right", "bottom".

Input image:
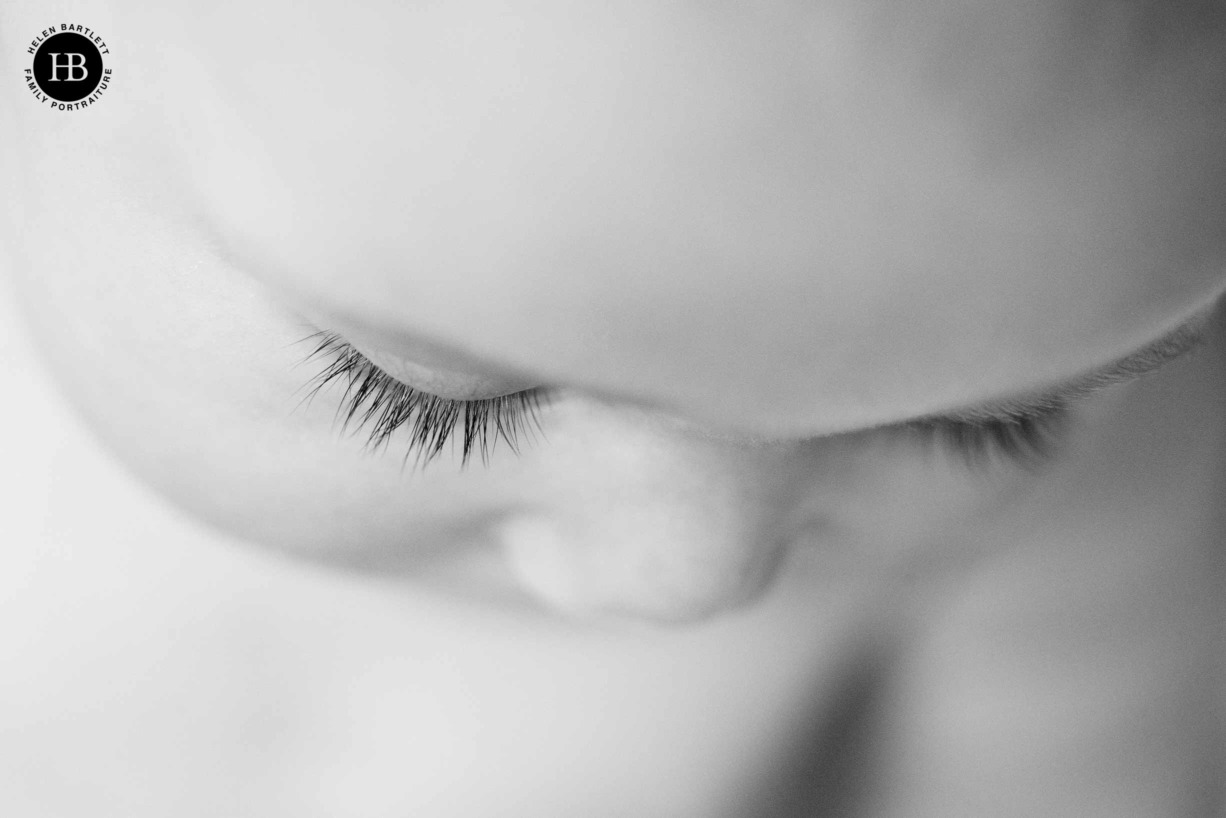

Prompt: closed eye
[{"left": 300, "top": 332, "right": 547, "bottom": 469}]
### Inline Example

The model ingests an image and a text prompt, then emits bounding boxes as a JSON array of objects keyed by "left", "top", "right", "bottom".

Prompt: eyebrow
[{"left": 936, "top": 308, "right": 1213, "bottom": 424}]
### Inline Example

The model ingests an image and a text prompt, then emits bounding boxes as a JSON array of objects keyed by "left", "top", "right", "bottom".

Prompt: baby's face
[{"left": 3, "top": 1, "right": 1225, "bottom": 622}]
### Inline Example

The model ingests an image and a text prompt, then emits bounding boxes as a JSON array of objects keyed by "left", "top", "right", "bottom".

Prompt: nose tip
[
  {"left": 495, "top": 398, "right": 829, "bottom": 624},
  {"left": 497, "top": 501, "right": 793, "bottom": 625}
]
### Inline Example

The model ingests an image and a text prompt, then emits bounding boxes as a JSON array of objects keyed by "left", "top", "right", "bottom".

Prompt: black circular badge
[{"left": 32, "top": 32, "right": 104, "bottom": 102}]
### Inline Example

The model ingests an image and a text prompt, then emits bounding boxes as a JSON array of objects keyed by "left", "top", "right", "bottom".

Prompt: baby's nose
[{"left": 497, "top": 400, "right": 821, "bottom": 624}]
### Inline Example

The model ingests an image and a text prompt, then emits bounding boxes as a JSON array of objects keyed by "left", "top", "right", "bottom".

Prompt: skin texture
[{"left": 1, "top": 1, "right": 1225, "bottom": 814}]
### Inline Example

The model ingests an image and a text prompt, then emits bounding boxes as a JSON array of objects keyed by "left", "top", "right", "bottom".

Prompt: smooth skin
[{"left": 1, "top": 1, "right": 1224, "bottom": 815}]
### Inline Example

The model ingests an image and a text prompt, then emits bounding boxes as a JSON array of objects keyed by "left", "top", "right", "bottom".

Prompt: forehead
[{"left": 141, "top": 1, "right": 1226, "bottom": 432}]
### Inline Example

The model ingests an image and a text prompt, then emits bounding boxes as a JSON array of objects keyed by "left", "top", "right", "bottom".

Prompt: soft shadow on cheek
[{"left": 786, "top": 432, "right": 1045, "bottom": 572}]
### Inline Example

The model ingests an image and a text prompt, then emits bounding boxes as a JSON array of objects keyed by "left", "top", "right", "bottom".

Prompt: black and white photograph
[{"left": 1, "top": 3, "right": 1223, "bottom": 815}]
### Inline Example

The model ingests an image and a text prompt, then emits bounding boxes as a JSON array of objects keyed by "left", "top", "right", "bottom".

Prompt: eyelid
[
  {"left": 350, "top": 338, "right": 538, "bottom": 400},
  {"left": 923, "top": 309, "right": 1212, "bottom": 426},
  {"left": 567, "top": 305, "right": 1207, "bottom": 445},
  {"left": 296, "top": 307, "right": 540, "bottom": 400}
]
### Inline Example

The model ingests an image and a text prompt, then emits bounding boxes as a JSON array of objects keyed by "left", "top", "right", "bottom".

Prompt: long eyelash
[
  {"left": 905, "top": 402, "right": 1072, "bottom": 469},
  {"left": 298, "top": 332, "right": 546, "bottom": 469}
]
